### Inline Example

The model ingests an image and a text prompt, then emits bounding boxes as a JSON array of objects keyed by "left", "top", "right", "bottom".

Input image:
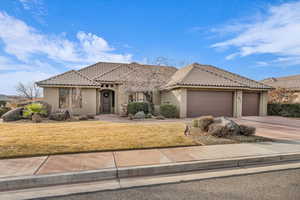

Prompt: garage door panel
[
  {"left": 242, "top": 92, "right": 260, "bottom": 116},
  {"left": 187, "top": 90, "right": 233, "bottom": 117}
]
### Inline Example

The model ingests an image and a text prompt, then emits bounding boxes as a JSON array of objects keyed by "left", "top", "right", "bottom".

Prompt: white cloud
[
  {"left": 0, "top": 12, "right": 132, "bottom": 64},
  {"left": 0, "top": 11, "right": 132, "bottom": 94},
  {"left": 211, "top": 1, "right": 300, "bottom": 65}
]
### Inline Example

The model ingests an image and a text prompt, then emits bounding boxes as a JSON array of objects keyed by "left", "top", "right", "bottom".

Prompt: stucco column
[
  {"left": 43, "top": 87, "right": 59, "bottom": 112},
  {"left": 180, "top": 88, "right": 187, "bottom": 118},
  {"left": 233, "top": 90, "right": 243, "bottom": 118},
  {"left": 259, "top": 91, "right": 268, "bottom": 116}
]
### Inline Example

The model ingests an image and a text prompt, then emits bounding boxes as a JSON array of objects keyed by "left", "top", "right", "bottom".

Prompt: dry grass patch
[{"left": 0, "top": 121, "right": 196, "bottom": 158}]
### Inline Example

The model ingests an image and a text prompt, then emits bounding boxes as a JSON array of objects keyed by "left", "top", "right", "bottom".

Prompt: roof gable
[
  {"left": 37, "top": 70, "right": 97, "bottom": 86},
  {"left": 165, "top": 63, "right": 271, "bottom": 89}
]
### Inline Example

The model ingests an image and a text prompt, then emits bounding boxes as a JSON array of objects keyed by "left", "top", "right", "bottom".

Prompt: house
[
  {"left": 37, "top": 62, "right": 272, "bottom": 118},
  {"left": 262, "top": 75, "right": 300, "bottom": 103}
]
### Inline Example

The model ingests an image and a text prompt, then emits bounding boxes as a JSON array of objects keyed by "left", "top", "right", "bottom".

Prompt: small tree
[
  {"left": 16, "top": 82, "right": 41, "bottom": 100},
  {"left": 120, "top": 63, "right": 172, "bottom": 113}
]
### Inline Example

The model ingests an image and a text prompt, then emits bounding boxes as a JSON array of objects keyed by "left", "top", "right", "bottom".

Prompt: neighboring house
[
  {"left": 37, "top": 62, "right": 272, "bottom": 118},
  {"left": 262, "top": 75, "right": 300, "bottom": 103}
]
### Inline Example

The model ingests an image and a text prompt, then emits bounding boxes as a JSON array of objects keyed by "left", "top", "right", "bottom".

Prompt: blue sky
[{"left": 1, "top": 0, "right": 300, "bottom": 94}]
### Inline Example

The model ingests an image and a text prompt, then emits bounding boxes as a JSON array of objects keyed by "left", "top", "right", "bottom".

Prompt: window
[
  {"left": 128, "top": 92, "right": 146, "bottom": 102},
  {"left": 59, "top": 88, "right": 70, "bottom": 108},
  {"left": 71, "top": 88, "right": 82, "bottom": 108}
]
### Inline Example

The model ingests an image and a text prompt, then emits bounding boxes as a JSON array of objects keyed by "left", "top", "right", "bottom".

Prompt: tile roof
[
  {"left": 37, "top": 70, "right": 98, "bottom": 86},
  {"left": 165, "top": 63, "right": 272, "bottom": 90},
  {"left": 37, "top": 62, "right": 177, "bottom": 88},
  {"left": 37, "top": 61, "right": 271, "bottom": 90},
  {"left": 261, "top": 75, "right": 300, "bottom": 90}
]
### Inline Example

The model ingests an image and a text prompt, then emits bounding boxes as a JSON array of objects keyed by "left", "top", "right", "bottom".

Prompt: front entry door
[{"left": 101, "top": 91, "right": 111, "bottom": 113}]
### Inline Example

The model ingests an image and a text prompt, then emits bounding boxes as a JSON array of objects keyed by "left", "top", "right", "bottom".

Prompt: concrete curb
[
  {"left": 0, "top": 168, "right": 117, "bottom": 192},
  {"left": 2, "top": 161, "right": 300, "bottom": 200},
  {"left": 1, "top": 152, "right": 300, "bottom": 192}
]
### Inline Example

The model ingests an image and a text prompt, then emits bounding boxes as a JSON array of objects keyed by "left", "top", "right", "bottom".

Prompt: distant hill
[{"left": 0, "top": 94, "right": 23, "bottom": 101}]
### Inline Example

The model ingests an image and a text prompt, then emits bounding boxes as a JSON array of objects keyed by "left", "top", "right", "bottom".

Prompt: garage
[
  {"left": 242, "top": 92, "right": 260, "bottom": 116},
  {"left": 187, "top": 90, "right": 233, "bottom": 118}
]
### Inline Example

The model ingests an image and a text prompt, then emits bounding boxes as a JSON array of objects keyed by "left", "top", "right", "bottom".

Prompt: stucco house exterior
[
  {"left": 262, "top": 75, "right": 300, "bottom": 103},
  {"left": 37, "top": 62, "right": 272, "bottom": 118}
]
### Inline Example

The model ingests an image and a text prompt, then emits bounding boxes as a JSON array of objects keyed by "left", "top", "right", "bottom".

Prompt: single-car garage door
[
  {"left": 187, "top": 90, "right": 233, "bottom": 117},
  {"left": 242, "top": 92, "right": 260, "bottom": 116}
]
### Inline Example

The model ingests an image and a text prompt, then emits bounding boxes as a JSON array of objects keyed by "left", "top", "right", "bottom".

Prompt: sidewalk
[{"left": 1, "top": 141, "right": 300, "bottom": 179}]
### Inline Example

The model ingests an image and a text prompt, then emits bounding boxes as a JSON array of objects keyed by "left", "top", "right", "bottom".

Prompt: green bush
[
  {"left": 160, "top": 104, "right": 178, "bottom": 118},
  {"left": 23, "top": 103, "right": 47, "bottom": 118},
  {"left": 127, "top": 102, "right": 149, "bottom": 115},
  {"left": 0, "top": 107, "right": 11, "bottom": 117},
  {"left": 0, "top": 101, "right": 6, "bottom": 107},
  {"left": 268, "top": 103, "right": 300, "bottom": 117}
]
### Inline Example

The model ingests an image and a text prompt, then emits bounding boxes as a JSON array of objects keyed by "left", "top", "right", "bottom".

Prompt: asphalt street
[{"left": 43, "top": 168, "right": 300, "bottom": 200}]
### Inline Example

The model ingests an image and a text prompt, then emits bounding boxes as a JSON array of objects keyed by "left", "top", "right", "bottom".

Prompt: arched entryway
[{"left": 100, "top": 90, "right": 115, "bottom": 113}]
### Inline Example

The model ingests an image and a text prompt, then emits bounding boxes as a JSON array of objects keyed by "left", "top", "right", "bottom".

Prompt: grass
[
  {"left": 0, "top": 121, "right": 196, "bottom": 159},
  {"left": 0, "top": 121, "right": 272, "bottom": 159}
]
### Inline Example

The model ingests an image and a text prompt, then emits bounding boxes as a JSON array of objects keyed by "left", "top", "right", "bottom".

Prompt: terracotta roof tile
[
  {"left": 165, "top": 63, "right": 271, "bottom": 89},
  {"left": 37, "top": 70, "right": 97, "bottom": 86}
]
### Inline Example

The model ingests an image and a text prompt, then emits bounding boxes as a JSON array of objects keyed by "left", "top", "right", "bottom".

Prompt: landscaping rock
[
  {"left": 128, "top": 113, "right": 134, "bottom": 120},
  {"left": 0, "top": 107, "right": 11, "bottom": 117},
  {"left": 2, "top": 107, "right": 23, "bottom": 122},
  {"left": 32, "top": 113, "right": 42, "bottom": 123},
  {"left": 145, "top": 113, "right": 153, "bottom": 119},
  {"left": 207, "top": 123, "right": 225, "bottom": 137},
  {"left": 134, "top": 111, "right": 145, "bottom": 119},
  {"left": 155, "top": 115, "right": 165, "bottom": 120},
  {"left": 49, "top": 109, "right": 70, "bottom": 121},
  {"left": 208, "top": 117, "right": 240, "bottom": 137},
  {"left": 192, "top": 115, "right": 214, "bottom": 131},
  {"left": 78, "top": 115, "right": 88, "bottom": 120},
  {"left": 239, "top": 125, "right": 256, "bottom": 136}
]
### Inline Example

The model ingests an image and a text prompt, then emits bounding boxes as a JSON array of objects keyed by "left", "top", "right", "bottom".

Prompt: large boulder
[
  {"left": 239, "top": 125, "right": 256, "bottom": 136},
  {"left": 208, "top": 117, "right": 240, "bottom": 137},
  {"left": 192, "top": 115, "right": 214, "bottom": 131},
  {"left": 49, "top": 109, "right": 70, "bottom": 121},
  {"left": 134, "top": 111, "right": 145, "bottom": 119},
  {"left": 2, "top": 107, "right": 24, "bottom": 122},
  {"left": 32, "top": 113, "right": 42, "bottom": 123}
]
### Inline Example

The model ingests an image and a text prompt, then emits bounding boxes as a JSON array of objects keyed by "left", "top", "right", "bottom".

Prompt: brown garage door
[
  {"left": 187, "top": 90, "right": 233, "bottom": 118},
  {"left": 242, "top": 92, "right": 260, "bottom": 116}
]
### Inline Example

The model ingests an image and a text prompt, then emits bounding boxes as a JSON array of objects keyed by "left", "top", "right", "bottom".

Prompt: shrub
[
  {"left": 0, "top": 100, "right": 6, "bottom": 107},
  {"left": 127, "top": 102, "right": 149, "bottom": 115},
  {"left": 49, "top": 110, "right": 70, "bottom": 121},
  {"left": 23, "top": 103, "right": 47, "bottom": 118},
  {"left": 268, "top": 103, "right": 300, "bottom": 117},
  {"left": 239, "top": 125, "right": 256, "bottom": 136},
  {"left": 159, "top": 104, "right": 178, "bottom": 118},
  {"left": 192, "top": 115, "right": 214, "bottom": 131},
  {"left": 0, "top": 107, "right": 11, "bottom": 117}
]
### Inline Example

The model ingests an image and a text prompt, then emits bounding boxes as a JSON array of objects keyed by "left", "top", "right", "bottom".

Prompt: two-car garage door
[
  {"left": 186, "top": 90, "right": 260, "bottom": 117},
  {"left": 187, "top": 90, "right": 233, "bottom": 118}
]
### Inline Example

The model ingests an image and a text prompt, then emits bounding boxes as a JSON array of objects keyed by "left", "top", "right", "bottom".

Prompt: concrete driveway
[{"left": 233, "top": 116, "right": 300, "bottom": 141}]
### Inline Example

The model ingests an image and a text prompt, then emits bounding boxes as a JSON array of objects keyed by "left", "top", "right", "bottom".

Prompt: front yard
[
  {"left": 0, "top": 121, "right": 196, "bottom": 158},
  {"left": 0, "top": 120, "right": 271, "bottom": 159}
]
